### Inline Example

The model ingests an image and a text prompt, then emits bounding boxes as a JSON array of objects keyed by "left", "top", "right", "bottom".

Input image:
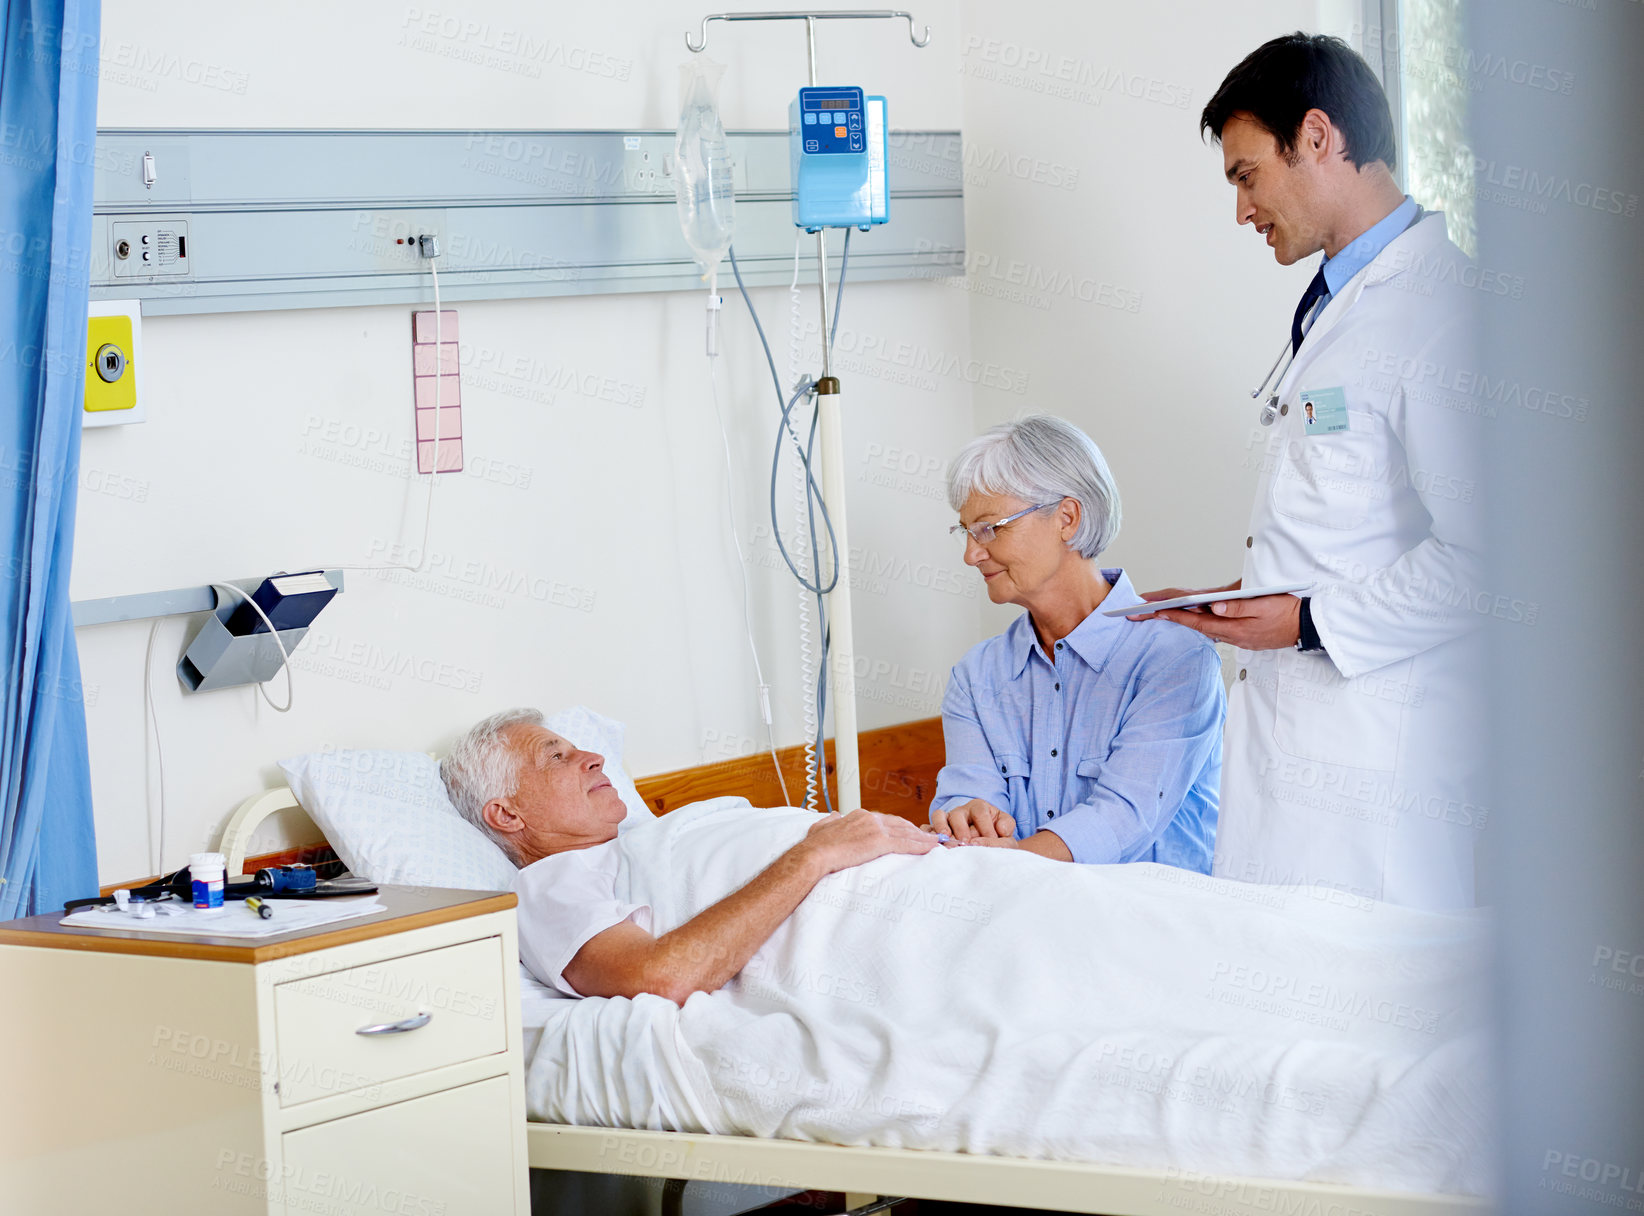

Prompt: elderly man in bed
[
  {"left": 442, "top": 711, "right": 1487, "bottom": 1196},
  {"left": 441, "top": 708, "right": 937, "bottom": 1004}
]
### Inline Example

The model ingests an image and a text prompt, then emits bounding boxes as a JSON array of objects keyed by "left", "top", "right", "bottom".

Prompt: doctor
[{"left": 1135, "top": 33, "right": 1487, "bottom": 909}]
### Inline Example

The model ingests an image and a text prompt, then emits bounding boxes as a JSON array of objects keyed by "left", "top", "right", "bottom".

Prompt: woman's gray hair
[
  {"left": 946, "top": 415, "right": 1122, "bottom": 559},
  {"left": 441, "top": 707, "right": 544, "bottom": 860}
]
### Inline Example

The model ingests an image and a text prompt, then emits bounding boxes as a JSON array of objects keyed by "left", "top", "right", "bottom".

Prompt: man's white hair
[
  {"left": 441, "top": 707, "right": 544, "bottom": 862},
  {"left": 946, "top": 414, "right": 1122, "bottom": 559}
]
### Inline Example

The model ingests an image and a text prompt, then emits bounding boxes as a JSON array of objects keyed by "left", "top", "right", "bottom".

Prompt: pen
[{"left": 245, "top": 896, "right": 273, "bottom": 920}]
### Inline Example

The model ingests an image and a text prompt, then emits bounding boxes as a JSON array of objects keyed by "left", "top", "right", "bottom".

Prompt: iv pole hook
[{"left": 686, "top": 10, "right": 932, "bottom": 54}]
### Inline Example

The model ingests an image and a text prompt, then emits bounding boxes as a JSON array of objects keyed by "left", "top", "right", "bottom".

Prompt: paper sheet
[{"left": 60, "top": 895, "right": 386, "bottom": 938}]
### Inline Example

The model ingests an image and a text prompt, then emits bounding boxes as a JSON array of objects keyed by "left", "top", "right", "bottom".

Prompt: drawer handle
[{"left": 355, "top": 1011, "right": 432, "bottom": 1036}]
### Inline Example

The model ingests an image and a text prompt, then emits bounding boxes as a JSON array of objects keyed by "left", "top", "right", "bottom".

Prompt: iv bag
[{"left": 675, "top": 57, "right": 736, "bottom": 282}]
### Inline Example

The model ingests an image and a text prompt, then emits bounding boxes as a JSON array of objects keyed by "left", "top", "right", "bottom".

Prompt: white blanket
[{"left": 525, "top": 800, "right": 1491, "bottom": 1195}]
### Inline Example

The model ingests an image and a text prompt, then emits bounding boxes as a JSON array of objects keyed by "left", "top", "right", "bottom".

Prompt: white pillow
[{"left": 276, "top": 706, "right": 654, "bottom": 892}]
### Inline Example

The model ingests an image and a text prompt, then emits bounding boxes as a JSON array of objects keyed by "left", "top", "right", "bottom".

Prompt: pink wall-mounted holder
[{"left": 411, "top": 310, "right": 463, "bottom": 474}]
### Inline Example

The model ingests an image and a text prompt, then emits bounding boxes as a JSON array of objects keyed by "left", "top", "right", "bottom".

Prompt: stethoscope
[
  {"left": 1249, "top": 205, "right": 1430, "bottom": 427},
  {"left": 1249, "top": 336, "right": 1297, "bottom": 427}
]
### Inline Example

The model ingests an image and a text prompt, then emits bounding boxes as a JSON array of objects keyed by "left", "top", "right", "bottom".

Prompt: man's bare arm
[{"left": 563, "top": 811, "right": 935, "bottom": 1005}]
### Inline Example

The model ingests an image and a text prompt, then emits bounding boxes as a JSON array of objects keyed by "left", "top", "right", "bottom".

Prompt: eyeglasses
[{"left": 949, "top": 502, "right": 1059, "bottom": 545}]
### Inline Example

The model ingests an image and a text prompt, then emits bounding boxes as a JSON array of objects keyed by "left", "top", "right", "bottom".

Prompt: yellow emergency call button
[{"left": 85, "top": 314, "right": 136, "bottom": 413}]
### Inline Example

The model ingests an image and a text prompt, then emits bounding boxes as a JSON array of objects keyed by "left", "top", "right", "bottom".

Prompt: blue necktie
[{"left": 1291, "top": 267, "right": 1330, "bottom": 354}]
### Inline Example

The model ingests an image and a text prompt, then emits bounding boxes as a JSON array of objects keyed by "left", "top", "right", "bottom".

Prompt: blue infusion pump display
[{"left": 789, "top": 85, "right": 889, "bottom": 232}]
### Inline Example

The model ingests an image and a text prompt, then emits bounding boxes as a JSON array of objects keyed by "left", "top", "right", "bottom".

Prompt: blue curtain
[{"left": 0, "top": 0, "right": 101, "bottom": 918}]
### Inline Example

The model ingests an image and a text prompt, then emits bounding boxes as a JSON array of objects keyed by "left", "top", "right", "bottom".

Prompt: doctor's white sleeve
[{"left": 1309, "top": 321, "right": 1491, "bottom": 681}]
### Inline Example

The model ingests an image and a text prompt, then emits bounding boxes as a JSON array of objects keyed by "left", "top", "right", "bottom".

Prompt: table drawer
[
  {"left": 281, "top": 1075, "right": 520, "bottom": 1214},
  {"left": 274, "top": 936, "right": 507, "bottom": 1106}
]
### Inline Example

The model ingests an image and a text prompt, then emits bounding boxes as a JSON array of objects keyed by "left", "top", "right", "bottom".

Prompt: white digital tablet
[{"left": 1101, "top": 582, "right": 1313, "bottom": 618}]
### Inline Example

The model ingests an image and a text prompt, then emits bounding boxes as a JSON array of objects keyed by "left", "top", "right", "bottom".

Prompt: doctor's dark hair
[
  {"left": 1200, "top": 33, "right": 1397, "bottom": 172},
  {"left": 441, "top": 707, "right": 544, "bottom": 863},
  {"left": 947, "top": 415, "right": 1121, "bottom": 559}
]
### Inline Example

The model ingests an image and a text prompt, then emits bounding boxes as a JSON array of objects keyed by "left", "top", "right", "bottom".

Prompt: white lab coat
[{"left": 1215, "top": 213, "right": 1490, "bottom": 910}]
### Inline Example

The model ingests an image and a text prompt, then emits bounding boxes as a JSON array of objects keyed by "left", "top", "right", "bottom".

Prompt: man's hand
[
  {"left": 1150, "top": 593, "right": 1301, "bottom": 650},
  {"left": 565, "top": 810, "right": 935, "bottom": 1006},
  {"left": 930, "top": 799, "right": 1016, "bottom": 843},
  {"left": 1126, "top": 580, "right": 1242, "bottom": 620},
  {"left": 803, "top": 809, "right": 939, "bottom": 874}
]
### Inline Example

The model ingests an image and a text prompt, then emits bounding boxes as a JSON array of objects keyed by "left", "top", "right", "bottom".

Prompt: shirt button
[
  {"left": 1001, "top": 764, "right": 1008, "bottom": 773},
  {"left": 1238, "top": 668, "right": 1247, "bottom": 680},
  {"left": 1245, "top": 536, "right": 1253, "bottom": 549},
  {"left": 1054, "top": 682, "right": 1061, "bottom": 691},
  {"left": 1047, "top": 810, "right": 1055, "bottom": 818},
  {"left": 1055, "top": 641, "right": 1063, "bottom": 650},
  {"left": 1279, "top": 402, "right": 1289, "bottom": 416},
  {"left": 1050, "top": 748, "right": 1058, "bottom": 757}
]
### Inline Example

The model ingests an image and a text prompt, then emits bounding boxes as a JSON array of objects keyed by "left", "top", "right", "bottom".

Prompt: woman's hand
[
  {"left": 963, "top": 831, "right": 1072, "bottom": 862},
  {"left": 930, "top": 799, "right": 1016, "bottom": 843}
]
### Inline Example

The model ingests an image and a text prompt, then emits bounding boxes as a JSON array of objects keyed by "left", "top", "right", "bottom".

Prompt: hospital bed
[{"left": 212, "top": 747, "right": 1491, "bottom": 1216}]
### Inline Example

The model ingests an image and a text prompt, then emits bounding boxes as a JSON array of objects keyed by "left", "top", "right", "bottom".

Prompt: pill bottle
[{"left": 190, "top": 852, "right": 227, "bottom": 910}]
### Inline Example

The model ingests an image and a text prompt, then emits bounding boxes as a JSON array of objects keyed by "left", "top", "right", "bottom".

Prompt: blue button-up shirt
[
  {"left": 1318, "top": 195, "right": 1419, "bottom": 311},
  {"left": 932, "top": 569, "right": 1224, "bottom": 872}
]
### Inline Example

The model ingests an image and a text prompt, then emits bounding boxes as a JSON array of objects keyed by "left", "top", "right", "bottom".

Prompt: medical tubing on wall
[
  {"left": 728, "top": 248, "right": 843, "bottom": 595},
  {"left": 785, "top": 242, "right": 820, "bottom": 811},
  {"left": 727, "top": 240, "right": 819, "bottom": 805},
  {"left": 725, "top": 240, "right": 852, "bottom": 811},
  {"left": 776, "top": 378, "right": 831, "bottom": 812},
  {"left": 728, "top": 241, "right": 842, "bottom": 805},
  {"left": 707, "top": 355, "right": 792, "bottom": 808},
  {"left": 804, "top": 404, "right": 834, "bottom": 814},
  {"left": 311, "top": 255, "right": 444, "bottom": 575},
  {"left": 143, "top": 618, "right": 169, "bottom": 875},
  {"left": 831, "top": 227, "right": 851, "bottom": 350},
  {"left": 788, "top": 249, "right": 820, "bottom": 812}
]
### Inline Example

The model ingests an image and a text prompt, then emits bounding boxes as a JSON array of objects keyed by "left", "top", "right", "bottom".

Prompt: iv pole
[{"left": 686, "top": 10, "right": 931, "bottom": 814}]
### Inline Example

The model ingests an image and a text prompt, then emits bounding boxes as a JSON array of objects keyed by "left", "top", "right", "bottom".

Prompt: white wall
[
  {"left": 75, "top": 0, "right": 1354, "bottom": 884},
  {"left": 955, "top": 0, "right": 1324, "bottom": 637},
  {"left": 77, "top": 0, "right": 976, "bottom": 881}
]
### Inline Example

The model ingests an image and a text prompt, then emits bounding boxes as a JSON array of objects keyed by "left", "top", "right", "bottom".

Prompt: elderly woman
[{"left": 931, "top": 415, "right": 1224, "bottom": 871}]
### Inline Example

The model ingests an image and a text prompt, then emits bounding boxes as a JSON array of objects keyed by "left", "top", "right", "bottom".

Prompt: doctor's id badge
[{"left": 1298, "top": 386, "right": 1349, "bottom": 435}]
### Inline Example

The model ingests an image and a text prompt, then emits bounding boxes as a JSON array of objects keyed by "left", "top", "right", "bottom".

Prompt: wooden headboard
[
  {"left": 105, "top": 716, "right": 947, "bottom": 893},
  {"left": 633, "top": 716, "right": 944, "bottom": 819}
]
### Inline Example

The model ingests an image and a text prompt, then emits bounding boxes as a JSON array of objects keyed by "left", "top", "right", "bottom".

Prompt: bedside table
[{"left": 0, "top": 885, "right": 530, "bottom": 1215}]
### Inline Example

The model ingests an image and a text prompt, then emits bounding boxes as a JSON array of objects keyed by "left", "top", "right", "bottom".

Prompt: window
[{"left": 1361, "top": 0, "right": 1476, "bottom": 257}]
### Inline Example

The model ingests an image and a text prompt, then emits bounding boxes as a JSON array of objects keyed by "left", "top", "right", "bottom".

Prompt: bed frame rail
[{"left": 524, "top": 1124, "right": 1488, "bottom": 1216}]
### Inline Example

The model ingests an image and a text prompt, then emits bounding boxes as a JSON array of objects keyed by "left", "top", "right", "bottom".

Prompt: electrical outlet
[
  {"left": 111, "top": 219, "right": 190, "bottom": 278},
  {"left": 84, "top": 300, "right": 145, "bottom": 427}
]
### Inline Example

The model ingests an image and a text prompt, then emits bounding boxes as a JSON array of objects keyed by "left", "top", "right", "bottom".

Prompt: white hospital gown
[{"left": 515, "top": 841, "right": 652, "bottom": 997}]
